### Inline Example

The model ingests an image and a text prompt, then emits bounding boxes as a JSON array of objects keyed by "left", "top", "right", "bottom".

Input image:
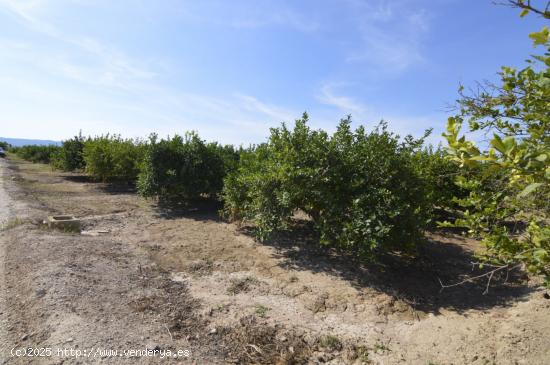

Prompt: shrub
[
  {"left": 411, "top": 145, "right": 471, "bottom": 223},
  {"left": 83, "top": 135, "right": 144, "bottom": 182},
  {"left": 223, "top": 113, "right": 430, "bottom": 258},
  {"left": 51, "top": 133, "right": 86, "bottom": 171},
  {"left": 137, "top": 133, "right": 238, "bottom": 202},
  {"left": 14, "top": 144, "right": 60, "bottom": 164}
]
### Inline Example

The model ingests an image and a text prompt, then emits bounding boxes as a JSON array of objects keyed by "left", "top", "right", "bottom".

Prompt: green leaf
[
  {"left": 533, "top": 249, "right": 548, "bottom": 263},
  {"left": 491, "top": 134, "right": 506, "bottom": 154},
  {"left": 470, "top": 155, "right": 495, "bottom": 161},
  {"left": 518, "top": 182, "right": 543, "bottom": 197},
  {"left": 529, "top": 26, "right": 550, "bottom": 46},
  {"left": 502, "top": 136, "right": 516, "bottom": 154},
  {"left": 520, "top": 9, "right": 529, "bottom": 17}
]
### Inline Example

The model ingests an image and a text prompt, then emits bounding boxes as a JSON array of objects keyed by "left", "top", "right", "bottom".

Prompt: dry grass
[
  {"left": 318, "top": 334, "right": 342, "bottom": 351},
  {"left": 227, "top": 276, "right": 260, "bottom": 295},
  {"left": 0, "top": 217, "right": 26, "bottom": 231},
  {"left": 211, "top": 316, "right": 312, "bottom": 364}
]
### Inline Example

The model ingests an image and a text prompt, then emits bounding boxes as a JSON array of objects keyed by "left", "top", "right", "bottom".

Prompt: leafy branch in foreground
[{"left": 442, "top": 23, "right": 550, "bottom": 286}]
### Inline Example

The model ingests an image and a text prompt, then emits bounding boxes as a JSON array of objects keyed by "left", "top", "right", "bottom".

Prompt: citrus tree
[
  {"left": 51, "top": 132, "right": 86, "bottom": 171},
  {"left": 223, "top": 113, "right": 431, "bottom": 258},
  {"left": 137, "top": 133, "right": 238, "bottom": 202},
  {"left": 443, "top": 16, "right": 550, "bottom": 285},
  {"left": 83, "top": 135, "right": 145, "bottom": 182}
]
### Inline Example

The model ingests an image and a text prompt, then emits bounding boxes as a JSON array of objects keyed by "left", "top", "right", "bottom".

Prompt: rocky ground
[{"left": 0, "top": 156, "right": 549, "bottom": 364}]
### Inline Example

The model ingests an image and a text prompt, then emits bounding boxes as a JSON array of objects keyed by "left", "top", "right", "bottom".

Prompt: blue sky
[{"left": 0, "top": 0, "right": 547, "bottom": 145}]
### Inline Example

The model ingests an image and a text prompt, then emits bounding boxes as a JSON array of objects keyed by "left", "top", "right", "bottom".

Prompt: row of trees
[
  {"left": 11, "top": 132, "right": 241, "bottom": 199},
  {"left": 11, "top": 121, "right": 459, "bottom": 257},
  {"left": 11, "top": 144, "right": 60, "bottom": 164}
]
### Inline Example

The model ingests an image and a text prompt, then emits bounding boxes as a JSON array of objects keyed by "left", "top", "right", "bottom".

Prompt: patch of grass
[
  {"left": 217, "top": 315, "right": 312, "bottom": 363},
  {"left": 318, "top": 335, "right": 342, "bottom": 352},
  {"left": 373, "top": 340, "right": 391, "bottom": 353},
  {"left": 0, "top": 217, "right": 26, "bottom": 231},
  {"left": 187, "top": 258, "right": 213, "bottom": 276},
  {"left": 356, "top": 346, "right": 370, "bottom": 362},
  {"left": 227, "top": 276, "right": 259, "bottom": 295},
  {"left": 345, "top": 345, "right": 371, "bottom": 363},
  {"left": 254, "top": 304, "right": 270, "bottom": 318}
]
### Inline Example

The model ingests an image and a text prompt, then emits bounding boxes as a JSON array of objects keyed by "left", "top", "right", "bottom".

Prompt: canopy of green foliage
[
  {"left": 137, "top": 133, "right": 239, "bottom": 202},
  {"left": 13, "top": 145, "right": 60, "bottom": 164},
  {"left": 51, "top": 133, "right": 86, "bottom": 172},
  {"left": 83, "top": 135, "right": 145, "bottom": 182},
  {"left": 411, "top": 145, "right": 468, "bottom": 219},
  {"left": 443, "top": 25, "right": 550, "bottom": 285},
  {"left": 223, "top": 113, "right": 432, "bottom": 258}
]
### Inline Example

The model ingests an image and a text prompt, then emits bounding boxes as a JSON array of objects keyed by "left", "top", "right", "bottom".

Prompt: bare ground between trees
[{"left": 0, "top": 157, "right": 549, "bottom": 364}]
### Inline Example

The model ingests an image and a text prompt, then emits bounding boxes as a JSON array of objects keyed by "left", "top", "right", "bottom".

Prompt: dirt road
[
  {"left": 0, "top": 158, "right": 13, "bottom": 363},
  {"left": 0, "top": 156, "right": 549, "bottom": 364},
  {"left": 0, "top": 158, "right": 208, "bottom": 364}
]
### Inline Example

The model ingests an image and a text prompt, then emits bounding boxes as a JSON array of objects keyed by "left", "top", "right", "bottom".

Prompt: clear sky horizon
[{"left": 0, "top": 0, "right": 547, "bottom": 146}]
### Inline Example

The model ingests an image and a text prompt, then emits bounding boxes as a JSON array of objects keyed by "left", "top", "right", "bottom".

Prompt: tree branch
[
  {"left": 495, "top": 0, "right": 550, "bottom": 19},
  {"left": 438, "top": 263, "right": 523, "bottom": 294}
]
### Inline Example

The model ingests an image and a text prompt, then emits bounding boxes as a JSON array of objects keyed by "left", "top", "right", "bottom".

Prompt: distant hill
[{"left": 0, "top": 137, "right": 61, "bottom": 147}]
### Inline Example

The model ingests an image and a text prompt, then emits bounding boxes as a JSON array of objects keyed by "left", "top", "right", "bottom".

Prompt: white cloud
[
  {"left": 0, "top": 0, "right": 57, "bottom": 34},
  {"left": 236, "top": 94, "right": 296, "bottom": 122},
  {"left": 0, "top": 0, "right": 157, "bottom": 91},
  {"left": 344, "top": 0, "right": 431, "bottom": 73},
  {"left": 347, "top": 26, "right": 424, "bottom": 72},
  {"left": 0, "top": 0, "right": 442, "bottom": 146},
  {"left": 228, "top": 6, "right": 319, "bottom": 32},
  {"left": 0, "top": 0, "right": 303, "bottom": 144},
  {"left": 315, "top": 82, "right": 444, "bottom": 144},
  {"left": 317, "top": 83, "right": 368, "bottom": 117}
]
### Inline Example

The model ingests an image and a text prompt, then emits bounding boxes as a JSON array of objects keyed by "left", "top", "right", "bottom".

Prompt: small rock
[
  {"left": 146, "top": 343, "right": 160, "bottom": 351},
  {"left": 543, "top": 292, "right": 550, "bottom": 300},
  {"left": 209, "top": 328, "right": 217, "bottom": 334},
  {"left": 20, "top": 334, "right": 28, "bottom": 341},
  {"left": 35, "top": 288, "right": 46, "bottom": 298}
]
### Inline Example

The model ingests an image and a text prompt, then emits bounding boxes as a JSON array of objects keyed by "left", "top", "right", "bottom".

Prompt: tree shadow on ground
[
  {"left": 240, "top": 220, "right": 533, "bottom": 314},
  {"left": 151, "top": 198, "right": 223, "bottom": 222},
  {"left": 62, "top": 174, "right": 94, "bottom": 184},
  {"left": 62, "top": 174, "right": 137, "bottom": 195},
  {"left": 62, "top": 173, "right": 223, "bottom": 218}
]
